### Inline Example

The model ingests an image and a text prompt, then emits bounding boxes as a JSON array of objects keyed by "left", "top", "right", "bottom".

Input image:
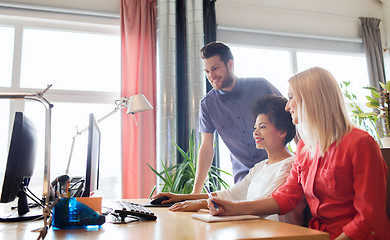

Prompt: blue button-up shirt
[{"left": 199, "top": 78, "right": 281, "bottom": 183}]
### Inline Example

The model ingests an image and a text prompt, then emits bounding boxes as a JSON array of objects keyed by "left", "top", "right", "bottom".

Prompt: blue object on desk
[{"left": 52, "top": 198, "right": 105, "bottom": 228}]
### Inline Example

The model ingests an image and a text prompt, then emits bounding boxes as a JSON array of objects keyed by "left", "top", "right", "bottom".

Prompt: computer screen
[
  {"left": 82, "top": 113, "right": 101, "bottom": 197},
  {"left": 0, "top": 112, "right": 41, "bottom": 222}
]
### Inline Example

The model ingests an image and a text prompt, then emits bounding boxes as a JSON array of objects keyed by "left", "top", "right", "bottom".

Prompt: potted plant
[
  {"left": 341, "top": 81, "right": 390, "bottom": 147},
  {"left": 360, "top": 82, "right": 390, "bottom": 147},
  {"left": 147, "top": 130, "right": 231, "bottom": 197},
  {"left": 341, "top": 81, "right": 379, "bottom": 141}
]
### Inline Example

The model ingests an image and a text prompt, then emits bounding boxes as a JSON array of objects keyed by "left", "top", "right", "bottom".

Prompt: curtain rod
[{"left": 0, "top": 2, "right": 119, "bottom": 19}]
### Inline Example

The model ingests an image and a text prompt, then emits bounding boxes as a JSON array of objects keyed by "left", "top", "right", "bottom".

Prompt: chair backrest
[{"left": 380, "top": 148, "right": 390, "bottom": 219}]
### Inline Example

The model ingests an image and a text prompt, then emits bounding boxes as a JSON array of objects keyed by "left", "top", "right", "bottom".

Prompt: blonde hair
[{"left": 289, "top": 67, "right": 353, "bottom": 157}]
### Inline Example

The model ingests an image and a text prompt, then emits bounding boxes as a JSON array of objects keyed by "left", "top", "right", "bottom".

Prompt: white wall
[
  {"left": 216, "top": 0, "right": 385, "bottom": 42},
  {"left": 3, "top": 0, "right": 388, "bottom": 44}
]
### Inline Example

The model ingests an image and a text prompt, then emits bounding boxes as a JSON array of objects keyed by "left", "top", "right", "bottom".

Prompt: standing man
[{"left": 192, "top": 41, "right": 281, "bottom": 193}]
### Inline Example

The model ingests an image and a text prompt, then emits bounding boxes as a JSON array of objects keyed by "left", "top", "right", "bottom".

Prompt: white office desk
[{"left": 0, "top": 199, "right": 329, "bottom": 240}]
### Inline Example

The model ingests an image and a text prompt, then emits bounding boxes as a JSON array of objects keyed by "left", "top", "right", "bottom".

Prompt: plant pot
[{"left": 381, "top": 137, "right": 390, "bottom": 148}]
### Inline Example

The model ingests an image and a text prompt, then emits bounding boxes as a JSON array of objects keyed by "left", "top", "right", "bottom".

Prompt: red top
[{"left": 271, "top": 128, "right": 390, "bottom": 240}]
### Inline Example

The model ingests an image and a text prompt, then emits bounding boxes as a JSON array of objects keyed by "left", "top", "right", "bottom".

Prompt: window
[
  {"left": 0, "top": 26, "right": 14, "bottom": 87},
  {"left": 297, "top": 51, "right": 370, "bottom": 103},
  {"left": 0, "top": 100, "right": 10, "bottom": 176},
  {"left": 218, "top": 43, "right": 370, "bottom": 186},
  {"left": 20, "top": 28, "right": 120, "bottom": 92},
  {"left": 231, "top": 46, "right": 292, "bottom": 96},
  {"left": 0, "top": 11, "right": 121, "bottom": 199}
]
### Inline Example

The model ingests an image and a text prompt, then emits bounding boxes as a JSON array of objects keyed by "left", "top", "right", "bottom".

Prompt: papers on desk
[{"left": 191, "top": 213, "right": 261, "bottom": 223}]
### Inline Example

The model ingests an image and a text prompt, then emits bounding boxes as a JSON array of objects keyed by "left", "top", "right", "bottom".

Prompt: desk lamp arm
[{"left": 65, "top": 97, "right": 128, "bottom": 175}]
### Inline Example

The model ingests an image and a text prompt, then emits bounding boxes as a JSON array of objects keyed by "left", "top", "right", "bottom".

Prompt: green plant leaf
[
  {"left": 147, "top": 163, "right": 168, "bottom": 183},
  {"left": 171, "top": 139, "right": 191, "bottom": 162},
  {"left": 366, "top": 96, "right": 378, "bottom": 102},
  {"left": 209, "top": 167, "right": 231, "bottom": 188},
  {"left": 211, "top": 165, "right": 232, "bottom": 176},
  {"left": 366, "top": 101, "right": 379, "bottom": 108},
  {"left": 149, "top": 185, "right": 157, "bottom": 198},
  {"left": 379, "top": 82, "right": 386, "bottom": 90},
  {"left": 161, "top": 160, "right": 174, "bottom": 188},
  {"left": 353, "top": 112, "right": 377, "bottom": 118},
  {"left": 372, "top": 91, "right": 381, "bottom": 99},
  {"left": 363, "top": 86, "right": 378, "bottom": 91},
  {"left": 149, "top": 129, "right": 233, "bottom": 195}
]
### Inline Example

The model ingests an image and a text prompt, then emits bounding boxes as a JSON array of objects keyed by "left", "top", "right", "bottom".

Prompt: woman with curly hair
[{"left": 152, "top": 94, "right": 305, "bottom": 225}]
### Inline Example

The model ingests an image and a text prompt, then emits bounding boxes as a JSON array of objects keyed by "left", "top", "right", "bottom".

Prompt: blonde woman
[{"left": 208, "top": 67, "right": 389, "bottom": 240}]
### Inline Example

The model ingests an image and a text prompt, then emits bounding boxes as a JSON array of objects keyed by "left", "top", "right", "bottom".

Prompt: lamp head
[{"left": 126, "top": 94, "right": 153, "bottom": 114}]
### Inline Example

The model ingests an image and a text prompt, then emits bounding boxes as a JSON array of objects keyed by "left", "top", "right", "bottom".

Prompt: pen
[{"left": 203, "top": 185, "right": 218, "bottom": 210}]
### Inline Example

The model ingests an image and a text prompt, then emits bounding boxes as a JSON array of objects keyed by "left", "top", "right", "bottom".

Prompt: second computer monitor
[{"left": 82, "top": 113, "right": 101, "bottom": 197}]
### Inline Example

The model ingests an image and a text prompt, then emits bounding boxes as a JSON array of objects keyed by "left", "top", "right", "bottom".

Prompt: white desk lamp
[
  {"left": 0, "top": 85, "right": 53, "bottom": 238},
  {"left": 65, "top": 94, "right": 153, "bottom": 175}
]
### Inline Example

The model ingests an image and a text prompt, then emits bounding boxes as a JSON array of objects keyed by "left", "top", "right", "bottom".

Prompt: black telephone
[
  {"left": 49, "top": 175, "right": 69, "bottom": 200},
  {"left": 49, "top": 175, "right": 85, "bottom": 200}
]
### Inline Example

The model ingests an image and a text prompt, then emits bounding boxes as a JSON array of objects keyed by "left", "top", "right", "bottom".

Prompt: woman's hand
[
  {"left": 151, "top": 192, "right": 183, "bottom": 204},
  {"left": 207, "top": 197, "right": 239, "bottom": 216},
  {"left": 168, "top": 199, "right": 207, "bottom": 212}
]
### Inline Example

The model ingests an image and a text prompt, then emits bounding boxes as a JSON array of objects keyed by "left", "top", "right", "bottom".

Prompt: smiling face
[
  {"left": 203, "top": 55, "right": 235, "bottom": 91},
  {"left": 286, "top": 87, "right": 299, "bottom": 125},
  {"left": 253, "top": 114, "right": 286, "bottom": 151}
]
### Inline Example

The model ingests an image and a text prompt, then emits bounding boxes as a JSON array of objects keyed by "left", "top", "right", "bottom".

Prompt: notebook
[{"left": 191, "top": 213, "right": 261, "bottom": 223}]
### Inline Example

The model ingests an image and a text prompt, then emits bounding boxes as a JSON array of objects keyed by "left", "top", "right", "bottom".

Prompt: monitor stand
[
  {"left": 0, "top": 186, "right": 43, "bottom": 222},
  {"left": 0, "top": 210, "right": 43, "bottom": 222}
]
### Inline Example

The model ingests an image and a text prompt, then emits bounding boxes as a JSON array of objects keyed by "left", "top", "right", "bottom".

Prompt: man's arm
[{"left": 192, "top": 133, "right": 215, "bottom": 194}]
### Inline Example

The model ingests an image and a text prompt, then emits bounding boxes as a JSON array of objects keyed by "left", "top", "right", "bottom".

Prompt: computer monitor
[
  {"left": 0, "top": 112, "right": 41, "bottom": 222},
  {"left": 82, "top": 113, "right": 101, "bottom": 197}
]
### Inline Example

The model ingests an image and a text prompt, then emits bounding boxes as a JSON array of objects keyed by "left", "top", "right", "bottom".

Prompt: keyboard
[{"left": 111, "top": 200, "right": 157, "bottom": 221}]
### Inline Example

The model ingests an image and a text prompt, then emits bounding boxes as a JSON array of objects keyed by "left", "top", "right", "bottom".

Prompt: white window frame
[{"left": 0, "top": 7, "right": 122, "bottom": 198}]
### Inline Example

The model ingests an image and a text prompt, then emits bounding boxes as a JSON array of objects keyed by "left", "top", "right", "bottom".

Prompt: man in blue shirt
[{"left": 192, "top": 42, "right": 281, "bottom": 194}]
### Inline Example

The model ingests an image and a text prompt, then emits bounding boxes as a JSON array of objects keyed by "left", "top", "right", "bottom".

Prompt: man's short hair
[{"left": 200, "top": 41, "right": 234, "bottom": 65}]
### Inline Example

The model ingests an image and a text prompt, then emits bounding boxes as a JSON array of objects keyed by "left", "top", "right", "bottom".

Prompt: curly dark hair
[
  {"left": 251, "top": 94, "right": 296, "bottom": 145},
  {"left": 200, "top": 41, "right": 234, "bottom": 66}
]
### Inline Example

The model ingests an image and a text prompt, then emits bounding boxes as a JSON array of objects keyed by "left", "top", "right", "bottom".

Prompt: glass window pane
[
  {"left": 24, "top": 101, "right": 121, "bottom": 199},
  {"left": 297, "top": 52, "right": 370, "bottom": 103},
  {"left": 217, "top": 135, "right": 234, "bottom": 187},
  {"left": 20, "top": 28, "right": 120, "bottom": 92},
  {"left": 0, "top": 26, "right": 14, "bottom": 87},
  {"left": 230, "top": 45, "right": 293, "bottom": 97},
  {"left": 0, "top": 100, "right": 10, "bottom": 187},
  {"left": 217, "top": 45, "right": 293, "bottom": 186}
]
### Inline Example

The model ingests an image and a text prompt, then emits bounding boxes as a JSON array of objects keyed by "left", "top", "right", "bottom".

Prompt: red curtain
[{"left": 120, "top": 0, "right": 156, "bottom": 198}]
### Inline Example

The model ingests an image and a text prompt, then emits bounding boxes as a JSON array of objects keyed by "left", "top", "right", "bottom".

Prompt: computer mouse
[{"left": 150, "top": 196, "right": 169, "bottom": 205}]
